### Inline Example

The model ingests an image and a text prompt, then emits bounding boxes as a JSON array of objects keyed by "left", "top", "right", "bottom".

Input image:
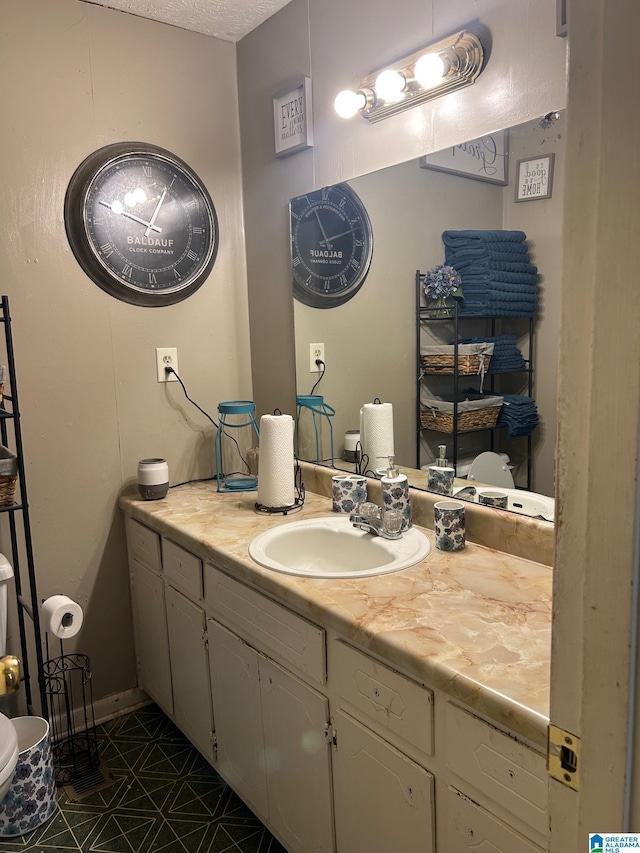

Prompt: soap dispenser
[
  {"left": 381, "top": 457, "right": 411, "bottom": 531},
  {"left": 427, "top": 445, "right": 455, "bottom": 496}
]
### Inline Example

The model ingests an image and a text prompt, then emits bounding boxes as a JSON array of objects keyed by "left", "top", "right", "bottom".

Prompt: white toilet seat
[
  {"left": 467, "top": 451, "right": 515, "bottom": 489},
  {"left": 0, "top": 713, "right": 18, "bottom": 802}
]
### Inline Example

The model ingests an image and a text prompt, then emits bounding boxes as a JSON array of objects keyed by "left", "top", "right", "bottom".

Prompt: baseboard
[{"left": 91, "top": 688, "right": 151, "bottom": 727}]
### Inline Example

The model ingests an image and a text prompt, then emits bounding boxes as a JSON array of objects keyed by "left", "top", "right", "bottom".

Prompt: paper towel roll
[
  {"left": 257, "top": 414, "right": 295, "bottom": 508},
  {"left": 360, "top": 402, "right": 395, "bottom": 469},
  {"left": 41, "top": 595, "right": 83, "bottom": 639}
]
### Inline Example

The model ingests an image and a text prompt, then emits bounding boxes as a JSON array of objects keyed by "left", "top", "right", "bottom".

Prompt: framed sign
[
  {"left": 515, "top": 153, "right": 555, "bottom": 202},
  {"left": 273, "top": 77, "right": 313, "bottom": 158},
  {"left": 419, "top": 130, "right": 508, "bottom": 185}
]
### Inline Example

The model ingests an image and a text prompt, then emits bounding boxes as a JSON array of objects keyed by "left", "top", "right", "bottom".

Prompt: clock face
[
  {"left": 290, "top": 183, "right": 373, "bottom": 308},
  {"left": 65, "top": 142, "right": 219, "bottom": 306}
]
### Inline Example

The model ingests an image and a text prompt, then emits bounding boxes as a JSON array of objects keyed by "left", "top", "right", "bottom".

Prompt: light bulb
[
  {"left": 414, "top": 53, "right": 446, "bottom": 89},
  {"left": 374, "top": 69, "right": 406, "bottom": 103},
  {"left": 334, "top": 89, "right": 367, "bottom": 119}
]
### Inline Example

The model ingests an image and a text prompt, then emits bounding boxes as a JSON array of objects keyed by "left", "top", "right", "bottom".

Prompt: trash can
[{"left": 0, "top": 716, "right": 57, "bottom": 836}]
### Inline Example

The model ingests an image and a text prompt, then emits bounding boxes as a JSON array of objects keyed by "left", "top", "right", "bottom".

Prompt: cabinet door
[
  {"left": 260, "top": 656, "right": 334, "bottom": 853},
  {"left": 447, "top": 786, "right": 543, "bottom": 853},
  {"left": 207, "top": 618, "right": 269, "bottom": 820},
  {"left": 129, "top": 558, "right": 173, "bottom": 714},
  {"left": 165, "top": 585, "right": 214, "bottom": 761},
  {"left": 333, "top": 710, "right": 435, "bottom": 853}
]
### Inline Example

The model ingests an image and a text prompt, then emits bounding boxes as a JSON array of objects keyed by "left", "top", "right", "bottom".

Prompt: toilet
[
  {"left": 467, "top": 451, "right": 516, "bottom": 489},
  {"left": 0, "top": 554, "right": 18, "bottom": 803},
  {"left": 0, "top": 715, "right": 18, "bottom": 803}
]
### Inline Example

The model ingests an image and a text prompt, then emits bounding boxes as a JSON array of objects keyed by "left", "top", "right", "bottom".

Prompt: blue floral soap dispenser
[
  {"left": 427, "top": 445, "right": 455, "bottom": 496},
  {"left": 380, "top": 457, "right": 411, "bottom": 531}
]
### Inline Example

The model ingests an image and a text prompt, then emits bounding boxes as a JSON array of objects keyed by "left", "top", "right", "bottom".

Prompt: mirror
[{"left": 292, "top": 112, "right": 565, "bottom": 519}]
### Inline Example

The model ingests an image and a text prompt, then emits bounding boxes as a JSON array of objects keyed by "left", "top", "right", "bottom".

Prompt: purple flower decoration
[{"left": 422, "top": 264, "right": 463, "bottom": 308}]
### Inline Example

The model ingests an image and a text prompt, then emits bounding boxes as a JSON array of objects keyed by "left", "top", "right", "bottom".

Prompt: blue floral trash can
[{"left": 0, "top": 716, "right": 57, "bottom": 836}]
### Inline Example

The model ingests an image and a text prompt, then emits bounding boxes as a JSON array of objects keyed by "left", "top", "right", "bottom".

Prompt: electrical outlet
[
  {"left": 156, "top": 347, "right": 178, "bottom": 382},
  {"left": 309, "top": 343, "right": 325, "bottom": 373}
]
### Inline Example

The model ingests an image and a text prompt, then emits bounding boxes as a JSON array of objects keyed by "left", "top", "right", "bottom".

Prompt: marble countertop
[{"left": 120, "top": 480, "right": 552, "bottom": 749}]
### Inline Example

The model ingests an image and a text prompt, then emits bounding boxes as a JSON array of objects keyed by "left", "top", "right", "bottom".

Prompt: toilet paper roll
[
  {"left": 257, "top": 414, "right": 295, "bottom": 508},
  {"left": 360, "top": 402, "right": 395, "bottom": 469},
  {"left": 41, "top": 595, "right": 84, "bottom": 639}
]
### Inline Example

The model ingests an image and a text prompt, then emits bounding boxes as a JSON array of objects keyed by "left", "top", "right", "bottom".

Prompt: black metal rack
[
  {"left": 0, "top": 295, "right": 47, "bottom": 716},
  {"left": 415, "top": 270, "right": 535, "bottom": 488}
]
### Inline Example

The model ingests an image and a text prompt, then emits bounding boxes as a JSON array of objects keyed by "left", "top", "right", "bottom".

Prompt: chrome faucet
[{"left": 349, "top": 503, "right": 403, "bottom": 540}]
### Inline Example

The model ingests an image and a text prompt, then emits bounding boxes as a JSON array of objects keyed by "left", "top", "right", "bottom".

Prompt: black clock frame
[
  {"left": 64, "top": 142, "right": 219, "bottom": 307},
  {"left": 290, "top": 183, "right": 373, "bottom": 309}
]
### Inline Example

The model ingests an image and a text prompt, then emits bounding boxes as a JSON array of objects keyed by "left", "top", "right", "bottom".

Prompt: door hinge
[
  {"left": 548, "top": 724, "right": 580, "bottom": 790},
  {"left": 325, "top": 722, "right": 337, "bottom": 749},
  {"left": 202, "top": 628, "right": 209, "bottom": 650},
  {"left": 211, "top": 732, "right": 217, "bottom": 755}
]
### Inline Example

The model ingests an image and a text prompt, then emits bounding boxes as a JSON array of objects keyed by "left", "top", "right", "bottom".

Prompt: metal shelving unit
[
  {"left": 0, "top": 295, "right": 47, "bottom": 716},
  {"left": 416, "top": 270, "right": 535, "bottom": 489}
]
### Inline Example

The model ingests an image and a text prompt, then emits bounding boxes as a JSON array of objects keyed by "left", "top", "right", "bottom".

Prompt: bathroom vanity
[{"left": 120, "top": 471, "right": 552, "bottom": 853}]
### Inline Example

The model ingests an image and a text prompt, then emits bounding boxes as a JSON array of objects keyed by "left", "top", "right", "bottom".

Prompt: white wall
[{"left": 0, "top": 0, "right": 251, "bottom": 707}]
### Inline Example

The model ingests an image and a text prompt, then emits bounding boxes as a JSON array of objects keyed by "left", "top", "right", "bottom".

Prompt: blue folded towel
[
  {"left": 446, "top": 248, "right": 536, "bottom": 265},
  {"left": 497, "top": 394, "right": 539, "bottom": 437},
  {"left": 448, "top": 257, "right": 538, "bottom": 275},
  {"left": 461, "top": 303, "right": 536, "bottom": 317},
  {"left": 446, "top": 242, "right": 529, "bottom": 256},
  {"left": 458, "top": 270, "right": 539, "bottom": 286},
  {"left": 443, "top": 229, "right": 527, "bottom": 245}
]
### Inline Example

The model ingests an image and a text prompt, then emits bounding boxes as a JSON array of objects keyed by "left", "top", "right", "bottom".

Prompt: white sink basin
[
  {"left": 453, "top": 485, "right": 555, "bottom": 521},
  {"left": 249, "top": 516, "right": 431, "bottom": 578}
]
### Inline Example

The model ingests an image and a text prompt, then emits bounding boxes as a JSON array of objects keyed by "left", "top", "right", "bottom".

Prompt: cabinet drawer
[
  {"left": 331, "top": 639, "right": 433, "bottom": 756},
  {"left": 204, "top": 564, "right": 325, "bottom": 685},
  {"left": 126, "top": 517, "right": 161, "bottom": 573},
  {"left": 445, "top": 703, "right": 547, "bottom": 838},
  {"left": 447, "top": 786, "right": 543, "bottom": 853},
  {"left": 163, "top": 539, "right": 202, "bottom": 601}
]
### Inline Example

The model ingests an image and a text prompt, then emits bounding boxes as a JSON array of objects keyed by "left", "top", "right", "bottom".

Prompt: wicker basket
[
  {"left": 0, "top": 445, "right": 18, "bottom": 507},
  {"left": 421, "top": 343, "right": 494, "bottom": 376},
  {"left": 420, "top": 395, "right": 503, "bottom": 434}
]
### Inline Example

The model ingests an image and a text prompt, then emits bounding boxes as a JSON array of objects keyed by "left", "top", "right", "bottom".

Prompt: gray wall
[
  {"left": 1, "top": 0, "right": 251, "bottom": 709},
  {"left": 238, "top": 0, "right": 568, "bottom": 425}
]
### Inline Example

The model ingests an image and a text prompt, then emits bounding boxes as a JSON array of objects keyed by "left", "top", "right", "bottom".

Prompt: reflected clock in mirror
[{"left": 290, "top": 183, "right": 373, "bottom": 308}]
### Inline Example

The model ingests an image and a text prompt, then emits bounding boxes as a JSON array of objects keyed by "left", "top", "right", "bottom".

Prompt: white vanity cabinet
[
  {"left": 126, "top": 518, "right": 173, "bottom": 715},
  {"left": 329, "top": 639, "right": 436, "bottom": 853},
  {"left": 205, "top": 564, "right": 333, "bottom": 853},
  {"left": 443, "top": 702, "right": 548, "bottom": 851},
  {"left": 125, "top": 518, "right": 215, "bottom": 761},
  {"left": 124, "top": 509, "right": 549, "bottom": 853}
]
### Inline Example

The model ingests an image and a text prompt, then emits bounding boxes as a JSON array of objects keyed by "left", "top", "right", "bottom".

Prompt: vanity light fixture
[{"left": 334, "top": 30, "right": 484, "bottom": 123}]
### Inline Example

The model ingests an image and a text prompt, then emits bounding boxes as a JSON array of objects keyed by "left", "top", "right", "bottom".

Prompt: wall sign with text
[
  {"left": 273, "top": 77, "right": 314, "bottom": 158},
  {"left": 515, "top": 153, "right": 555, "bottom": 202},
  {"left": 419, "top": 130, "right": 509, "bottom": 185}
]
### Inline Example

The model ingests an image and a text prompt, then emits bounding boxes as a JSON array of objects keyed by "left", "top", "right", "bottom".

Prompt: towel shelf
[{"left": 416, "top": 270, "right": 536, "bottom": 490}]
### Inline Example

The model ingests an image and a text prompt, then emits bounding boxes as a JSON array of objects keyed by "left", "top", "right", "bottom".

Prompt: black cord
[
  {"left": 309, "top": 359, "right": 325, "bottom": 396},
  {"left": 164, "top": 366, "right": 250, "bottom": 473},
  {"left": 169, "top": 476, "right": 216, "bottom": 490}
]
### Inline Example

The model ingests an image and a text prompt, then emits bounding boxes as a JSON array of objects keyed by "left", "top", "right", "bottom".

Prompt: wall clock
[
  {"left": 64, "top": 142, "right": 219, "bottom": 307},
  {"left": 290, "top": 183, "right": 373, "bottom": 308}
]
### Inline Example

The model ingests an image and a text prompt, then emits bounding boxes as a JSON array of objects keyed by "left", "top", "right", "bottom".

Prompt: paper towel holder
[{"left": 255, "top": 410, "right": 305, "bottom": 515}]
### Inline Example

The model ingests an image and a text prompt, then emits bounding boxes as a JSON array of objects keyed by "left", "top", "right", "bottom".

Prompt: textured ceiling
[{"left": 83, "top": 0, "right": 294, "bottom": 42}]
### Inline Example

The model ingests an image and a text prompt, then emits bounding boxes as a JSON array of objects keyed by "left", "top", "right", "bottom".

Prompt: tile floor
[{"left": 0, "top": 703, "right": 286, "bottom": 853}]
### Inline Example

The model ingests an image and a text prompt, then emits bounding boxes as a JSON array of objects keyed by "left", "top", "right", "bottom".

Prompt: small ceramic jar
[{"left": 137, "top": 458, "right": 169, "bottom": 500}]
